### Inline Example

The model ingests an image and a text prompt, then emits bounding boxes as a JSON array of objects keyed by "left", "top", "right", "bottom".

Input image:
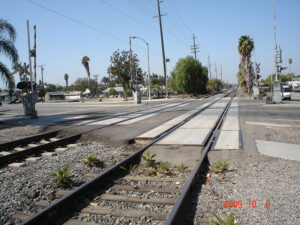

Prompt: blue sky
[{"left": 1, "top": 0, "right": 300, "bottom": 89}]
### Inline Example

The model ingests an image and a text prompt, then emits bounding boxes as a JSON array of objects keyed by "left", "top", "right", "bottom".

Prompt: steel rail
[
  {"left": 19, "top": 93, "right": 228, "bottom": 225},
  {"left": 0, "top": 96, "right": 212, "bottom": 166},
  {"left": 164, "top": 91, "right": 236, "bottom": 225}
]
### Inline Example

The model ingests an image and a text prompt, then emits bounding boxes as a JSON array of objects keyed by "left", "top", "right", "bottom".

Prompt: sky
[{"left": 1, "top": 0, "right": 300, "bottom": 89}]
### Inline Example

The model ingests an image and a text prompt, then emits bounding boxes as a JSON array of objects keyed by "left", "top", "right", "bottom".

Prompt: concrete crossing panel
[
  {"left": 156, "top": 128, "right": 211, "bottom": 146},
  {"left": 213, "top": 97, "right": 240, "bottom": 150},
  {"left": 214, "top": 130, "right": 240, "bottom": 150},
  {"left": 137, "top": 101, "right": 212, "bottom": 139}
]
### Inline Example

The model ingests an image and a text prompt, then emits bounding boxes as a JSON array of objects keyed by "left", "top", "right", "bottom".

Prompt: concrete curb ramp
[{"left": 256, "top": 140, "right": 300, "bottom": 161}]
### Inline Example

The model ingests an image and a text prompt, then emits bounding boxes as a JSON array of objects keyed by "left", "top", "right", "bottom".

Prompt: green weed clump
[
  {"left": 211, "top": 213, "right": 241, "bottom": 225},
  {"left": 142, "top": 150, "right": 156, "bottom": 167},
  {"left": 50, "top": 165, "right": 73, "bottom": 187},
  {"left": 209, "top": 160, "right": 230, "bottom": 174},
  {"left": 120, "top": 164, "right": 137, "bottom": 175},
  {"left": 83, "top": 154, "right": 101, "bottom": 167}
]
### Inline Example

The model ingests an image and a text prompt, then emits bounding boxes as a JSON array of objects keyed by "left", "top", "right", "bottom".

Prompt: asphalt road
[
  {"left": 0, "top": 98, "right": 186, "bottom": 126},
  {"left": 239, "top": 92, "right": 300, "bottom": 154}
]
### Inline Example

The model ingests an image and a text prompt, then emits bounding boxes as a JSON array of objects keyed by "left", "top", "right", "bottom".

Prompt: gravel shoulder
[{"left": 188, "top": 152, "right": 300, "bottom": 225}]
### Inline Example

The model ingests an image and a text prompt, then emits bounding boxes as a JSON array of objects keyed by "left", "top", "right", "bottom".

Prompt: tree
[
  {"left": 0, "top": 19, "right": 19, "bottom": 92},
  {"left": 44, "top": 83, "right": 63, "bottom": 92},
  {"left": 81, "top": 56, "right": 90, "bottom": 81},
  {"left": 288, "top": 58, "right": 293, "bottom": 73},
  {"left": 169, "top": 56, "right": 208, "bottom": 95},
  {"left": 238, "top": 35, "right": 254, "bottom": 94},
  {"left": 151, "top": 73, "right": 164, "bottom": 88},
  {"left": 64, "top": 73, "right": 69, "bottom": 87},
  {"left": 101, "top": 76, "right": 110, "bottom": 86},
  {"left": 265, "top": 73, "right": 295, "bottom": 86},
  {"left": 207, "top": 79, "right": 222, "bottom": 92},
  {"left": 107, "top": 49, "right": 141, "bottom": 100},
  {"left": 71, "top": 78, "right": 98, "bottom": 93}
]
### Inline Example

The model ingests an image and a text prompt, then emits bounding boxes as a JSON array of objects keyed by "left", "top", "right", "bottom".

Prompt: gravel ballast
[
  {"left": 0, "top": 125, "right": 42, "bottom": 144},
  {"left": 188, "top": 153, "right": 300, "bottom": 225},
  {"left": 0, "top": 142, "right": 128, "bottom": 225}
]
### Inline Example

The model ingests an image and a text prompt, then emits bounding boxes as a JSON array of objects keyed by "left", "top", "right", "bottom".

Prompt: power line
[
  {"left": 27, "top": 0, "right": 125, "bottom": 43},
  {"left": 166, "top": 0, "right": 193, "bottom": 35},
  {"left": 96, "top": 0, "right": 155, "bottom": 32},
  {"left": 26, "top": 0, "right": 162, "bottom": 56}
]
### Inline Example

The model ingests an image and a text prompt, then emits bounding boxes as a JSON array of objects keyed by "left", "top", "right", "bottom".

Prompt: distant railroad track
[
  {"left": 0, "top": 94, "right": 216, "bottom": 167},
  {"left": 15, "top": 90, "right": 235, "bottom": 225}
]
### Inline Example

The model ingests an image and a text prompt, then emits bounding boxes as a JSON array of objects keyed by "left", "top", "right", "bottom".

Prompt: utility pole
[
  {"left": 38, "top": 65, "right": 45, "bottom": 88},
  {"left": 154, "top": 0, "right": 168, "bottom": 98},
  {"left": 129, "top": 36, "right": 133, "bottom": 83},
  {"left": 190, "top": 34, "right": 199, "bottom": 60},
  {"left": 26, "top": 20, "right": 37, "bottom": 118},
  {"left": 27, "top": 20, "right": 33, "bottom": 94},
  {"left": 208, "top": 55, "right": 212, "bottom": 79},
  {"left": 220, "top": 64, "right": 222, "bottom": 84},
  {"left": 33, "top": 25, "right": 37, "bottom": 83},
  {"left": 94, "top": 74, "right": 99, "bottom": 94},
  {"left": 215, "top": 62, "right": 218, "bottom": 80}
]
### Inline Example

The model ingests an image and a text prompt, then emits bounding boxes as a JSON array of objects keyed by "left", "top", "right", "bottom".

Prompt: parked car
[
  {"left": 293, "top": 86, "right": 300, "bottom": 92},
  {"left": 282, "top": 87, "right": 291, "bottom": 100}
]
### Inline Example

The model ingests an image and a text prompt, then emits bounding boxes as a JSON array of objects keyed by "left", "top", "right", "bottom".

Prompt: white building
[{"left": 287, "top": 78, "right": 300, "bottom": 87}]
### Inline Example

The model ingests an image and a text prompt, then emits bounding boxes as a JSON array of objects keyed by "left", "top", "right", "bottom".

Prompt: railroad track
[
  {"left": 14, "top": 90, "right": 236, "bottom": 225},
  {"left": 0, "top": 94, "right": 217, "bottom": 167}
]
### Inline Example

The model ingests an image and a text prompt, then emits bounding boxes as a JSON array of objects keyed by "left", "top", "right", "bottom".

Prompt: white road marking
[
  {"left": 118, "top": 113, "right": 158, "bottom": 125},
  {"left": 246, "top": 121, "right": 300, "bottom": 128},
  {"left": 269, "top": 119, "right": 300, "bottom": 122}
]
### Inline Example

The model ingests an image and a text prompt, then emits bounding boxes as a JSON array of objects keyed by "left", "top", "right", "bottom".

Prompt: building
[
  {"left": 45, "top": 91, "right": 81, "bottom": 101},
  {"left": 102, "top": 87, "right": 125, "bottom": 97},
  {"left": 287, "top": 78, "right": 300, "bottom": 88}
]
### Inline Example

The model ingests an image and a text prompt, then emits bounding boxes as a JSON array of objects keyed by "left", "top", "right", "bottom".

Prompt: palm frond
[
  {"left": 0, "top": 62, "right": 14, "bottom": 89},
  {"left": 0, "top": 19, "right": 17, "bottom": 41},
  {"left": 0, "top": 39, "right": 19, "bottom": 64}
]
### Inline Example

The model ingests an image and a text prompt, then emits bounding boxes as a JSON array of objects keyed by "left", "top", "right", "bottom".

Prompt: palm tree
[
  {"left": 101, "top": 76, "right": 110, "bottom": 86},
  {"left": 0, "top": 19, "right": 19, "bottom": 91},
  {"left": 238, "top": 35, "right": 254, "bottom": 94},
  {"left": 64, "top": 73, "right": 69, "bottom": 87},
  {"left": 288, "top": 58, "right": 292, "bottom": 73},
  {"left": 81, "top": 56, "right": 90, "bottom": 80}
]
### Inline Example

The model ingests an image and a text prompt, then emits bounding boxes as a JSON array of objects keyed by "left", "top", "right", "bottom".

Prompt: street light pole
[
  {"left": 27, "top": 20, "right": 33, "bottom": 94},
  {"left": 274, "top": 0, "right": 278, "bottom": 82},
  {"left": 131, "top": 36, "right": 151, "bottom": 100}
]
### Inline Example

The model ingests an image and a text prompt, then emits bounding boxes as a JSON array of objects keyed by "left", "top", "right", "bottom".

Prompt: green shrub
[
  {"left": 108, "top": 88, "right": 117, "bottom": 96},
  {"left": 50, "top": 165, "right": 73, "bottom": 187}
]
